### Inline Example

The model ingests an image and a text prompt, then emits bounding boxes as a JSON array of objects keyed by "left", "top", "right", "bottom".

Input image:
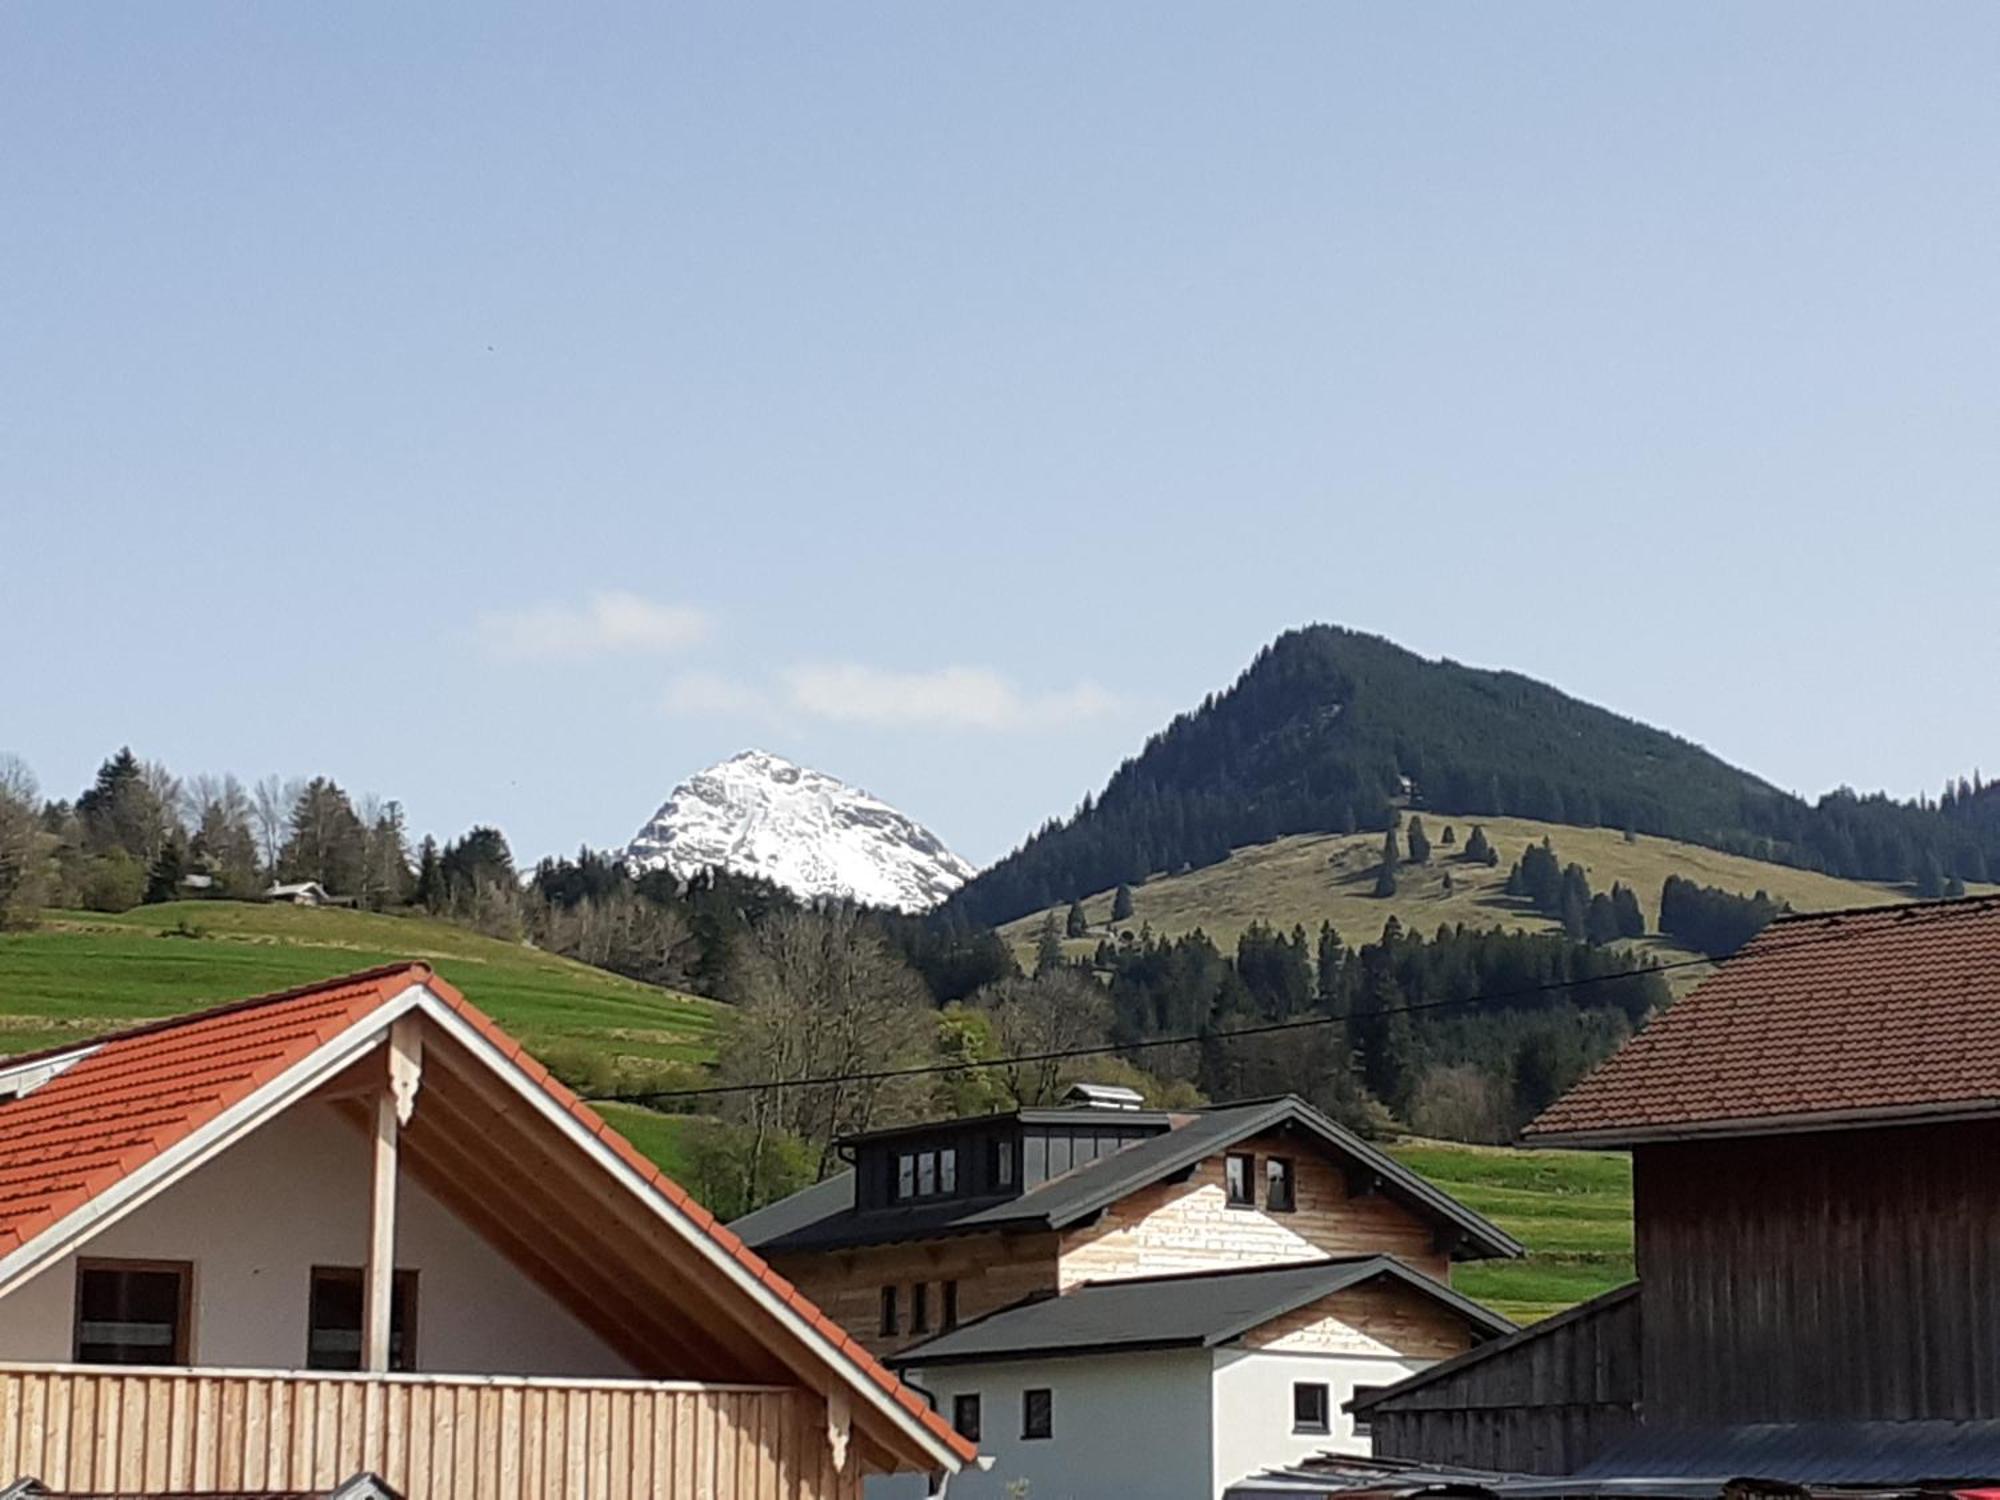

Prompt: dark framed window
[
  {"left": 1350, "top": 1383, "right": 1383, "bottom": 1437},
  {"left": 880, "top": 1285, "right": 900, "bottom": 1337},
  {"left": 1225, "top": 1152, "right": 1255, "bottom": 1208},
  {"left": 1022, "top": 1387, "right": 1053, "bottom": 1440},
  {"left": 942, "top": 1279, "right": 960, "bottom": 1330},
  {"left": 74, "top": 1259, "right": 192, "bottom": 1366},
  {"left": 1266, "top": 1157, "right": 1296, "bottom": 1213},
  {"left": 1293, "top": 1381, "right": 1330, "bottom": 1435},
  {"left": 307, "top": 1266, "right": 418, "bottom": 1372},
  {"left": 895, "top": 1146, "right": 962, "bottom": 1203},
  {"left": 993, "top": 1139, "right": 1015, "bottom": 1188},
  {"left": 952, "top": 1393, "right": 982, "bottom": 1442},
  {"left": 911, "top": 1282, "right": 931, "bottom": 1334}
]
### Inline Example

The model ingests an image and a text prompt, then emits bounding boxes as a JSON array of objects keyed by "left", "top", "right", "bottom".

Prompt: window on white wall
[
  {"left": 1293, "top": 1381, "right": 1330, "bottom": 1435},
  {"left": 952, "top": 1393, "right": 982, "bottom": 1442},
  {"left": 1022, "top": 1387, "right": 1054, "bottom": 1440},
  {"left": 73, "top": 1259, "right": 191, "bottom": 1366},
  {"left": 307, "top": 1266, "right": 418, "bottom": 1372},
  {"left": 1350, "top": 1383, "right": 1384, "bottom": 1438}
]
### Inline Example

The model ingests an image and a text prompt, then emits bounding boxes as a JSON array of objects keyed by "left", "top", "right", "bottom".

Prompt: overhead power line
[{"left": 599, "top": 895, "right": 1985, "bottom": 1107}]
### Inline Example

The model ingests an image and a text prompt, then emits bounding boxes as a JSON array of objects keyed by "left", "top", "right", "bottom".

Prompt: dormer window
[
  {"left": 893, "top": 1145, "right": 961, "bottom": 1203},
  {"left": 992, "top": 1139, "right": 1015, "bottom": 1188}
]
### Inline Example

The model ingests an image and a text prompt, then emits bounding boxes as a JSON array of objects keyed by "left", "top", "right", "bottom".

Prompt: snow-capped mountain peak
[{"left": 623, "top": 749, "right": 976, "bottom": 912}]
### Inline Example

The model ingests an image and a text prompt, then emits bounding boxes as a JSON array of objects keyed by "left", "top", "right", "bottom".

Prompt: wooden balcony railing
[{"left": 0, "top": 1365, "right": 861, "bottom": 1499}]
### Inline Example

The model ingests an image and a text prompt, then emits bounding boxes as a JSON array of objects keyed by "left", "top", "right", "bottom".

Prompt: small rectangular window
[
  {"left": 307, "top": 1266, "right": 418, "bottom": 1372},
  {"left": 880, "top": 1285, "right": 900, "bottom": 1337},
  {"left": 993, "top": 1139, "right": 1015, "bottom": 1188},
  {"left": 1293, "top": 1381, "right": 1330, "bottom": 1434},
  {"left": 1225, "top": 1152, "right": 1255, "bottom": 1207},
  {"left": 74, "top": 1259, "right": 191, "bottom": 1366},
  {"left": 940, "top": 1147, "right": 958, "bottom": 1194},
  {"left": 1350, "top": 1383, "right": 1384, "bottom": 1438},
  {"left": 918, "top": 1151, "right": 938, "bottom": 1197},
  {"left": 952, "top": 1393, "right": 982, "bottom": 1442},
  {"left": 1266, "top": 1157, "right": 1296, "bottom": 1213},
  {"left": 942, "top": 1279, "right": 960, "bottom": 1330},
  {"left": 911, "top": 1282, "right": 931, "bottom": 1334},
  {"left": 1022, "top": 1387, "right": 1053, "bottom": 1440},
  {"left": 897, "top": 1154, "right": 916, "bottom": 1200}
]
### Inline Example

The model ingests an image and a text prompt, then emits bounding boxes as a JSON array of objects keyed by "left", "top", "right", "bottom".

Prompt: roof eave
[{"left": 1528, "top": 1096, "right": 2000, "bottom": 1149}]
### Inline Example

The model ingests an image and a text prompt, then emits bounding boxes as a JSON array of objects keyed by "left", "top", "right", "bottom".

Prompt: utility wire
[{"left": 600, "top": 895, "right": 1987, "bottom": 1106}]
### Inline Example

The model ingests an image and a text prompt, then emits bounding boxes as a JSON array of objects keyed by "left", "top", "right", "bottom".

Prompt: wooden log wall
[{"left": 0, "top": 1367, "right": 864, "bottom": 1500}]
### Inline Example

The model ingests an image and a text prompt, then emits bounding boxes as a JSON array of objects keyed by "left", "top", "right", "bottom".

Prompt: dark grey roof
[
  {"left": 1349, "top": 1282, "right": 1641, "bottom": 1412},
  {"left": 888, "top": 1255, "right": 1512, "bottom": 1369},
  {"left": 1575, "top": 1419, "right": 2000, "bottom": 1487},
  {"left": 731, "top": 1095, "right": 1524, "bottom": 1261}
]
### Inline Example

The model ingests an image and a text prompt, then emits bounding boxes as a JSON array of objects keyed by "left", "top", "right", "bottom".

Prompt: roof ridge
[
  {"left": 1766, "top": 892, "right": 2000, "bottom": 928},
  {"left": 0, "top": 962, "right": 434, "bottom": 1069},
  {"left": 1078, "top": 1254, "right": 1382, "bottom": 1290}
]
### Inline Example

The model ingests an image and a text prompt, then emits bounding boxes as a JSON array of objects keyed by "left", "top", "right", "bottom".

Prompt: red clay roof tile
[{"left": 1527, "top": 896, "right": 2000, "bottom": 1143}]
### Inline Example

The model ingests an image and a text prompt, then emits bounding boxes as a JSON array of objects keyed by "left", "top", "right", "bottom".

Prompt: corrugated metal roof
[
  {"left": 1574, "top": 1420, "right": 2000, "bottom": 1486},
  {"left": 891, "top": 1255, "right": 1511, "bottom": 1368}
]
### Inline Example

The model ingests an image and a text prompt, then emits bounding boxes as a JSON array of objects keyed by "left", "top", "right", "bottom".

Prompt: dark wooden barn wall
[
  {"left": 1369, "top": 1286, "right": 1640, "bottom": 1475},
  {"left": 1636, "top": 1120, "right": 2000, "bottom": 1424}
]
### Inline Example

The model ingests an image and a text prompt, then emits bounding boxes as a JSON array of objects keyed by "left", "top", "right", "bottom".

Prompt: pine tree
[
  {"left": 413, "top": 836, "right": 444, "bottom": 913},
  {"left": 1065, "top": 900, "right": 1087, "bottom": 937},
  {"left": 1406, "top": 817, "right": 1431, "bottom": 866},
  {"left": 143, "top": 835, "right": 186, "bottom": 905},
  {"left": 1463, "top": 825, "right": 1497, "bottom": 866},
  {"left": 1111, "top": 882, "right": 1135, "bottom": 922},
  {"left": 1033, "top": 913, "right": 1065, "bottom": 975},
  {"left": 1441, "top": 826, "right": 1456, "bottom": 847},
  {"left": 1374, "top": 827, "right": 1401, "bottom": 897}
]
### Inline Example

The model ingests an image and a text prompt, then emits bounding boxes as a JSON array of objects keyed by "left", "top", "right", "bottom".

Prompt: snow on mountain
[{"left": 623, "top": 749, "right": 977, "bottom": 913}]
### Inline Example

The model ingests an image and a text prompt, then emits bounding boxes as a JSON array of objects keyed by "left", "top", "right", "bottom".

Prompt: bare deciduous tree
[
  {"left": 721, "top": 907, "right": 938, "bottom": 1189},
  {"left": 0, "top": 754, "right": 47, "bottom": 928},
  {"left": 977, "top": 971, "right": 1114, "bottom": 1107}
]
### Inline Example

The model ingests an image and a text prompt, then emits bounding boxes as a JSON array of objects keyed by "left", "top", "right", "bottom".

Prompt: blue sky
[{"left": 5, "top": 4, "right": 1999, "bottom": 867}]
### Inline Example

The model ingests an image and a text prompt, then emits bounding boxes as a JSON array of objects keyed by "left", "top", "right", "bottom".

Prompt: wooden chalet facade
[
  {"left": 0, "top": 965, "right": 972, "bottom": 1498},
  {"left": 1356, "top": 896, "right": 2000, "bottom": 1486}
]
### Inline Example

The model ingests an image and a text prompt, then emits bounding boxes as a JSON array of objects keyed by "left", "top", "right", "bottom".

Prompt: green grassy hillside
[
  {"left": 1002, "top": 815, "right": 1970, "bottom": 991},
  {"left": 1385, "top": 1137, "right": 1632, "bottom": 1325},
  {"left": 0, "top": 901, "right": 724, "bottom": 1066}
]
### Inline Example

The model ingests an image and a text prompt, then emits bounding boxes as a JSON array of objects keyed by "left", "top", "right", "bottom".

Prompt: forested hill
[{"left": 947, "top": 626, "right": 1999, "bottom": 928}]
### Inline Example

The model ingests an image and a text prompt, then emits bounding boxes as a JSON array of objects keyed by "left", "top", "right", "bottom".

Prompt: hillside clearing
[
  {"left": 1002, "top": 815, "right": 1972, "bottom": 990},
  {"left": 1385, "top": 1136, "right": 1633, "bottom": 1325},
  {"left": 0, "top": 901, "right": 725, "bottom": 1065}
]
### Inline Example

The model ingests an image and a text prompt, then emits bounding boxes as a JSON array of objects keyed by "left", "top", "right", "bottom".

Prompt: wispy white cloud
[
  {"left": 662, "top": 671, "right": 772, "bottom": 719},
  {"left": 783, "top": 663, "right": 1117, "bottom": 731},
  {"left": 478, "top": 592, "right": 710, "bottom": 662}
]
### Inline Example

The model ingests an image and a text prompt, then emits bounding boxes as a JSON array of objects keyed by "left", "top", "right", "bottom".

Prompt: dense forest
[{"left": 944, "top": 626, "right": 2000, "bottom": 927}]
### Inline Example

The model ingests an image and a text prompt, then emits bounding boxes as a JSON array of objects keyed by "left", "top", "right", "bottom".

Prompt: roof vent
[{"left": 1062, "top": 1081, "right": 1145, "bottom": 1111}]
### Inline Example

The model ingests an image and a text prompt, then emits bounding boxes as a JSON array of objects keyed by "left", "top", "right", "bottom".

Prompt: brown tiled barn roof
[{"left": 1527, "top": 896, "right": 2000, "bottom": 1144}]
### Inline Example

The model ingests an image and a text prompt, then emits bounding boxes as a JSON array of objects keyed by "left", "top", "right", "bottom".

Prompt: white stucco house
[{"left": 878, "top": 1256, "right": 1509, "bottom": 1500}]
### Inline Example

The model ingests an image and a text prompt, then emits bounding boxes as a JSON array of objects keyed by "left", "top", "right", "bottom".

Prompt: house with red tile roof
[
  {"left": 0, "top": 964, "right": 972, "bottom": 1498},
  {"left": 1349, "top": 896, "right": 2000, "bottom": 1492}
]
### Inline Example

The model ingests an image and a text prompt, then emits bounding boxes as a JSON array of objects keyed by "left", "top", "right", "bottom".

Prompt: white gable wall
[
  {"left": 878, "top": 1350, "right": 1215, "bottom": 1500},
  {"left": 0, "top": 1098, "right": 635, "bottom": 1378},
  {"left": 1210, "top": 1345, "right": 1432, "bottom": 1490}
]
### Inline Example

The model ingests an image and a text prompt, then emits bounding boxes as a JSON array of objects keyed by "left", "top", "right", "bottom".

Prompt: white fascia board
[
  {"left": 409, "top": 989, "right": 965, "bottom": 1474},
  {"left": 0, "top": 983, "right": 429, "bottom": 1300}
]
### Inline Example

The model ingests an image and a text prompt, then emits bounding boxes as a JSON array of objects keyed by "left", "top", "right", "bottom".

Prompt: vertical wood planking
[{"left": 0, "top": 1371, "right": 838, "bottom": 1499}]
